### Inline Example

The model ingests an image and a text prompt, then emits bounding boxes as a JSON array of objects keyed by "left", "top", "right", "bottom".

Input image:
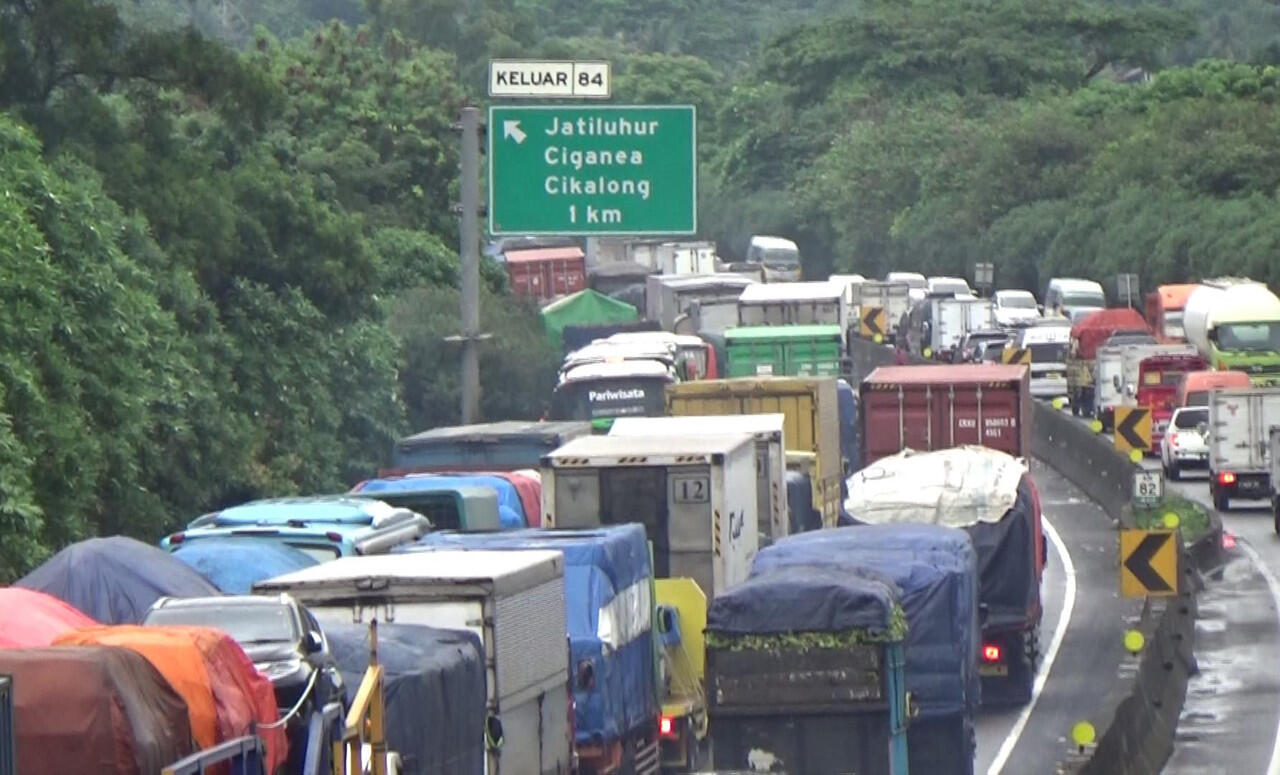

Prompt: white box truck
[
  {"left": 607, "top": 414, "right": 789, "bottom": 546},
  {"left": 851, "top": 280, "right": 911, "bottom": 339},
  {"left": 932, "top": 297, "right": 996, "bottom": 360},
  {"left": 736, "top": 280, "right": 850, "bottom": 343},
  {"left": 256, "top": 550, "right": 572, "bottom": 775},
  {"left": 541, "top": 433, "right": 759, "bottom": 597},
  {"left": 1208, "top": 387, "right": 1280, "bottom": 511}
]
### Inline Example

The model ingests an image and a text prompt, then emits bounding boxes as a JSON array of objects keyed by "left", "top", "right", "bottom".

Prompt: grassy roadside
[{"left": 1132, "top": 493, "right": 1212, "bottom": 542}]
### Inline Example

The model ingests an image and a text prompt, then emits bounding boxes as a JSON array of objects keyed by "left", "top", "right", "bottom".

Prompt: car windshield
[
  {"left": 290, "top": 543, "right": 343, "bottom": 562},
  {"left": 1217, "top": 321, "right": 1280, "bottom": 352},
  {"left": 1163, "top": 312, "right": 1185, "bottom": 340},
  {"left": 1062, "top": 292, "right": 1105, "bottom": 307},
  {"left": 1000, "top": 294, "right": 1036, "bottom": 309},
  {"left": 753, "top": 247, "right": 798, "bottom": 266},
  {"left": 146, "top": 603, "right": 298, "bottom": 644},
  {"left": 1173, "top": 409, "right": 1208, "bottom": 429}
]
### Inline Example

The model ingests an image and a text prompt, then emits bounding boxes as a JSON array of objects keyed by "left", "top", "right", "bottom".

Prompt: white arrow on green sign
[{"left": 487, "top": 105, "right": 697, "bottom": 236}]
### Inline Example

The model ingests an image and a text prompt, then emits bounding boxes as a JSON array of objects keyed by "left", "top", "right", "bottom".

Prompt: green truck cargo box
[{"left": 725, "top": 325, "right": 843, "bottom": 378}]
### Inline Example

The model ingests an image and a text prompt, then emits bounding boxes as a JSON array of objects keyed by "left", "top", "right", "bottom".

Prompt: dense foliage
[{"left": 4, "top": 0, "right": 1280, "bottom": 574}]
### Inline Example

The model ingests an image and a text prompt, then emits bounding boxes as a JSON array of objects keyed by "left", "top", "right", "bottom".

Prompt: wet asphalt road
[
  {"left": 1163, "top": 469, "right": 1280, "bottom": 774},
  {"left": 975, "top": 460, "right": 1143, "bottom": 774}
]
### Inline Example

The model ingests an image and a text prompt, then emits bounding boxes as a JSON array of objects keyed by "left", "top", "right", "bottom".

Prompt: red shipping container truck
[
  {"left": 860, "top": 364, "right": 1032, "bottom": 465},
  {"left": 504, "top": 246, "right": 587, "bottom": 302}
]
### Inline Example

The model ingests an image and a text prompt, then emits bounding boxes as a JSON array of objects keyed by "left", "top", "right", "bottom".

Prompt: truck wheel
[{"left": 1213, "top": 484, "right": 1229, "bottom": 512}]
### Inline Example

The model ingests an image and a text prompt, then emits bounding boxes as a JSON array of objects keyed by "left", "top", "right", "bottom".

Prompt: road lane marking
[
  {"left": 1237, "top": 540, "right": 1280, "bottom": 775},
  {"left": 986, "top": 516, "right": 1076, "bottom": 775}
]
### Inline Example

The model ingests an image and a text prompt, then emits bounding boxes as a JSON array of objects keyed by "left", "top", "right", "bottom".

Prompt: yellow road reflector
[
  {"left": 1129, "top": 449, "right": 1143, "bottom": 464},
  {"left": 1162, "top": 512, "right": 1180, "bottom": 529},
  {"left": 873, "top": 334, "right": 884, "bottom": 344},
  {"left": 1072, "top": 721, "right": 1096, "bottom": 747},
  {"left": 1090, "top": 419, "right": 1104, "bottom": 433},
  {"left": 1124, "top": 629, "right": 1145, "bottom": 654},
  {"left": 923, "top": 347, "right": 933, "bottom": 359},
  {"left": 1052, "top": 397, "right": 1067, "bottom": 411}
]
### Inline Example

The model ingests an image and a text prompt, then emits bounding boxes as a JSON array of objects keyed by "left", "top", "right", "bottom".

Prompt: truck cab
[
  {"left": 1014, "top": 323, "right": 1071, "bottom": 399},
  {"left": 1184, "top": 280, "right": 1280, "bottom": 386},
  {"left": 1145, "top": 284, "right": 1198, "bottom": 344},
  {"left": 1134, "top": 351, "right": 1209, "bottom": 451},
  {"left": 1177, "top": 369, "right": 1252, "bottom": 407},
  {"left": 1044, "top": 278, "right": 1106, "bottom": 321},
  {"left": 745, "top": 235, "right": 801, "bottom": 282},
  {"left": 551, "top": 360, "right": 676, "bottom": 420}
]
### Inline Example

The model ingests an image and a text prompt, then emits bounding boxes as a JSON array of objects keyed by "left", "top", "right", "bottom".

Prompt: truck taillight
[
  {"left": 168, "top": 532, "right": 184, "bottom": 545},
  {"left": 982, "top": 644, "right": 1002, "bottom": 663},
  {"left": 659, "top": 716, "right": 675, "bottom": 737},
  {"left": 1219, "top": 472, "right": 1237, "bottom": 485}
]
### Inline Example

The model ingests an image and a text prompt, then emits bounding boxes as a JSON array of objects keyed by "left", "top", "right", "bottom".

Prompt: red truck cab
[
  {"left": 1144, "top": 284, "right": 1198, "bottom": 344},
  {"left": 1137, "top": 353, "right": 1208, "bottom": 452}
]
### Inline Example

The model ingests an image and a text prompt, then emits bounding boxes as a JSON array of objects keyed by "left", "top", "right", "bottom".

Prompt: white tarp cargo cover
[{"left": 844, "top": 446, "right": 1027, "bottom": 526}]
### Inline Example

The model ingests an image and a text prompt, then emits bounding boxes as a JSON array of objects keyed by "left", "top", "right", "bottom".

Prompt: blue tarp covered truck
[
  {"left": 753, "top": 524, "right": 981, "bottom": 775},
  {"left": 846, "top": 446, "right": 1046, "bottom": 706},
  {"left": 706, "top": 555, "right": 910, "bottom": 775},
  {"left": 397, "top": 525, "right": 660, "bottom": 775}
]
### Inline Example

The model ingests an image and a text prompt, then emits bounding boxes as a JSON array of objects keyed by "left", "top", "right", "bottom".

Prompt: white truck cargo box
[
  {"left": 256, "top": 550, "right": 571, "bottom": 775},
  {"left": 608, "top": 413, "right": 788, "bottom": 545},
  {"left": 1209, "top": 387, "right": 1280, "bottom": 510},
  {"left": 542, "top": 433, "right": 758, "bottom": 597}
]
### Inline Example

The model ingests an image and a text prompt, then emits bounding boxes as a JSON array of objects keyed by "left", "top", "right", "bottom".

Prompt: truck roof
[
  {"left": 503, "top": 246, "right": 584, "bottom": 264},
  {"left": 398, "top": 420, "right": 589, "bottom": 447},
  {"left": 862, "top": 364, "right": 1029, "bottom": 387},
  {"left": 254, "top": 549, "right": 564, "bottom": 597},
  {"left": 650, "top": 274, "right": 758, "bottom": 291},
  {"left": 724, "top": 324, "right": 842, "bottom": 342},
  {"left": 558, "top": 359, "right": 675, "bottom": 383},
  {"left": 738, "top": 281, "right": 844, "bottom": 303},
  {"left": 609, "top": 413, "right": 785, "bottom": 438},
  {"left": 1151, "top": 284, "right": 1199, "bottom": 309},
  {"left": 546, "top": 432, "right": 757, "bottom": 464}
]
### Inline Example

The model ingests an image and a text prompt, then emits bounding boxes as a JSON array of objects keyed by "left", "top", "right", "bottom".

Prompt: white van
[
  {"left": 1043, "top": 278, "right": 1106, "bottom": 320},
  {"left": 887, "top": 271, "right": 928, "bottom": 303},
  {"left": 1014, "top": 323, "right": 1071, "bottom": 398},
  {"left": 746, "top": 236, "right": 800, "bottom": 282}
]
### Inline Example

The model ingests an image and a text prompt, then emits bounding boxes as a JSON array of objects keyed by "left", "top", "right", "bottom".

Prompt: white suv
[{"left": 1161, "top": 406, "right": 1210, "bottom": 480}]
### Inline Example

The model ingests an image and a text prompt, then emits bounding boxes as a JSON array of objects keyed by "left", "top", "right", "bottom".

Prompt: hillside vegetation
[{"left": 2, "top": 0, "right": 1280, "bottom": 574}]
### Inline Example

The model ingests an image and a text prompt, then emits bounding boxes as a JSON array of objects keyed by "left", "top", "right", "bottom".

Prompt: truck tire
[
  {"left": 1212, "top": 483, "right": 1229, "bottom": 512},
  {"left": 1167, "top": 461, "right": 1181, "bottom": 482}
]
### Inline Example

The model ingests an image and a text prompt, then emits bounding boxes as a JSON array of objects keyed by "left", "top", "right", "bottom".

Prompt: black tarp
[
  {"left": 707, "top": 566, "right": 900, "bottom": 636},
  {"left": 326, "top": 622, "right": 486, "bottom": 775},
  {"left": 561, "top": 320, "right": 661, "bottom": 353},
  {"left": 17, "top": 536, "right": 220, "bottom": 624},
  {"left": 962, "top": 475, "right": 1040, "bottom": 632},
  {"left": 786, "top": 471, "right": 822, "bottom": 534}
]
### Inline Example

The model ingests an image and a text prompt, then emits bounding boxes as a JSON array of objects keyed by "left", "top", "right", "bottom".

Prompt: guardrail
[
  {"left": 846, "top": 339, "right": 1212, "bottom": 773},
  {"left": 0, "top": 675, "right": 13, "bottom": 775}
]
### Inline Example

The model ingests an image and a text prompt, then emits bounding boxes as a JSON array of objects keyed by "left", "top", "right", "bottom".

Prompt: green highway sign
[{"left": 488, "top": 105, "right": 696, "bottom": 236}]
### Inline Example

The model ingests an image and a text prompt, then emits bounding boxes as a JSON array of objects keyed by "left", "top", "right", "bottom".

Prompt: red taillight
[
  {"left": 982, "top": 644, "right": 1002, "bottom": 663},
  {"left": 325, "top": 531, "right": 343, "bottom": 542},
  {"left": 1219, "top": 472, "right": 1237, "bottom": 485},
  {"left": 659, "top": 716, "right": 675, "bottom": 737},
  {"left": 1223, "top": 532, "right": 1237, "bottom": 549},
  {"left": 168, "top": 533, "right": 185, "bottom": 545},
  {"left": 1170, "top": 435, "right": 1179, "bottom": 448}
]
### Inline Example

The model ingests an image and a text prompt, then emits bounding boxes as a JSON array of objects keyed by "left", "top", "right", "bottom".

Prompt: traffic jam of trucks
[{"left": 12, "top": 242, "right": 1280, "bottom": 775}]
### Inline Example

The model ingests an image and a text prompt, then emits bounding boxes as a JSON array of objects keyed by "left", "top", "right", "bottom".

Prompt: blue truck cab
[
  {"left": 351, "top": 475, "right": 518, "bottom": 530},
  {"left": 161, "top": 496, "right": 430, "bottom": 562}
]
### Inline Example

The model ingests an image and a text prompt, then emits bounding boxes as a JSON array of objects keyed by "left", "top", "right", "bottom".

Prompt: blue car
[{"left": 161, "top": 496, "right": 430, "bottom": 561}]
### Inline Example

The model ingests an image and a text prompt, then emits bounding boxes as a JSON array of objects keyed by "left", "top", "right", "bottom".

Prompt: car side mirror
[{"left": 306, "top": 631, "right": 324, "bottom": 654}]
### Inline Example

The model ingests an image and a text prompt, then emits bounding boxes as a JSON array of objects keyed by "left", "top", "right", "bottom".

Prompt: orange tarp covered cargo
[
  {"left": 181, "top": 626, "right": 289, "bottom": 773},
  {"left": 0, "top": 587, "right": 97, "bottom": 647},
  {"left": 0, "top": 645, "right": 195, "bottom": 774},
  {"left": 56, "top": 625, "right": 221, "bottom": 750}
]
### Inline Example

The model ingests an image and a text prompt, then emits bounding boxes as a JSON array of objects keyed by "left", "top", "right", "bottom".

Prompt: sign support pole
[{"left": 459, "top": 106, "right": 481, "bottom": 424}]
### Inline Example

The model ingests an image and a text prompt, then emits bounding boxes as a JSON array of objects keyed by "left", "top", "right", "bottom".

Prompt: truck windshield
[
  {"left": 1028, "top": 343, "right": 1067, "bottom": 362},
  {"left": 1000, "top": 294, "right": 1036, "bottom": 309},
  {"left": 146, "top": 603, "right": 299, "bottom": 644},
  {"left": 1163, "top": 311, "right": 1185, "bottom": 339},
  {"left": 756, "top": 248, "right": 798, "bottom": 266},
  {"left": 1062, "top": 292, "right": 1105, "bottom": 307},
  {"left": 1217, "top": 321, "right": 1280, "bottom": 352}
]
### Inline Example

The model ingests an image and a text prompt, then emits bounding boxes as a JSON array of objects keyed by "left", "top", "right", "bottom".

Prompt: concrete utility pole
[{"left": 458, "top": 107, "right": 482, "bottom": 424}]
